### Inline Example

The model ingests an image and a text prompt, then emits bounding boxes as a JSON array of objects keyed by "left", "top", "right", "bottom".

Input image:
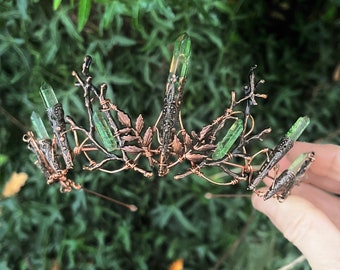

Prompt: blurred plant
[{"left": 2, "top": 172, "right": 28, "bottom": 198}]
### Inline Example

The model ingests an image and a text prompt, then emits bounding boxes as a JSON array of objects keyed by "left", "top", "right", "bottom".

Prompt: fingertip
[
  {"left": 251, "top": 190, "right": 264, "bottom": 209},
  {"left": 251, "top": 188, "right": 273, "bottom": 213},
  {"left": 252, "top": 194, "right": 340, "bottom": 268}
]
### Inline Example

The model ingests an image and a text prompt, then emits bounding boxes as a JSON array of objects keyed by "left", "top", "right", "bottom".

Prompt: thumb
[{"left": 252, "top": 193, "right": 340, "bottom": 269}]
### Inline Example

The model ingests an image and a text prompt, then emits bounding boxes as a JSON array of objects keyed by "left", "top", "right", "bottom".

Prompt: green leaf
[
  {"left": 16, "top": 0, "right": 29, "bottom": 20},
  {"left": 53, "top": 0, "right": 62, "bottom": 10},
  {"left": 78, "top": 0, "right": 91, "bottom": 32},
  {"left": 117, "top": 222, "right": 131, "bottom": 252},
  {"left": 152, "top": 205, "right": 174, "bottom": 229},
  {"left": 172, "top": 207, "right": 198, "bottom": 234},
  {"left": 0, "top": 154, "right": 9, "bottom": 166}
]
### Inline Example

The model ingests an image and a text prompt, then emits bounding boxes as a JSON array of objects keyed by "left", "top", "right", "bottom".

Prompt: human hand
[{"left": 252, "top": 142, "right": 340, "bottom": 269}]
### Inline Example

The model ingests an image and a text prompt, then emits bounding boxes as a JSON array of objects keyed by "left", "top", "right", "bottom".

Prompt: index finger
[
  {"left": 252, "top": 193, "right": 340, "bottom": 268},
  {"left": 285, "top": 142, "right": 340, "bottom": 193}
]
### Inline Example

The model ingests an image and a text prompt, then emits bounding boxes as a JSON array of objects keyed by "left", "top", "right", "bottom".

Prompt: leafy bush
[{"left": 0, "top": 0, "right": 339, "bottom": 269}]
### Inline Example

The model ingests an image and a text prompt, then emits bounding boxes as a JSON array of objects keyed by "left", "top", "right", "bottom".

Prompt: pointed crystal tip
[
  {"left": 40, "top": 82, "right": 58, "bottom": 109},
  {"left": 169, "top": 33, "right": 191, "bottom": 78},
  {"left": 30, "top": 111, "right": 50, "bottom": 139},
  {"left": 285, "top": 116, "right": 310, "bottom": 141}
]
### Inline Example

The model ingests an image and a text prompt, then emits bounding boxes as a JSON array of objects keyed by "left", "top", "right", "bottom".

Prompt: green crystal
[
  {"left": 212, "top": 119, "right": 243, "bottom": 160},
  {"left": 30, "top": 111, "right": 49, "bottom": 139},
  {"left": 169, "top": 33, "right": 191, "bottom": 79},
  {"left": 40, "top": 82, "right": 58, "bottom": 109},
  {"left": 285, "top": 116, "right": 310, "bottom": 141},
  {"left": 93, "top": 110, "right": 117, "bottom": 152},
  {"left": 288, "top": 152, "right": 309, "bottom": 173}
]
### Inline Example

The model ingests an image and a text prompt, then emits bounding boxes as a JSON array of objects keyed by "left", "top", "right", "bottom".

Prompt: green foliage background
[{"left": 0, "top": 0, "right": 339, "bottom": 269}]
